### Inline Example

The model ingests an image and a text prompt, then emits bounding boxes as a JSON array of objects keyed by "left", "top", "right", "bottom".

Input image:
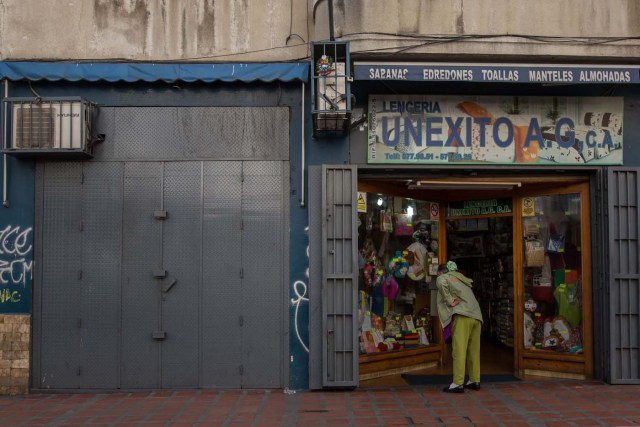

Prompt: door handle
[{"left": 162, "top": 276, "right": 177, "bottom": 293}]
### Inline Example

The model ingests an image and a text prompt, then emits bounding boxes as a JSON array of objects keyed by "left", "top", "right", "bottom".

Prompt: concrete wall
[
  {"left": 312, "top": 0, "right": 640, "bottom": 61},
  {"left": 2, "top": 0, "right": 639, "bottom": 63},
  {"left": 0, "top": 0, "right": 309, "bottom": 62}
]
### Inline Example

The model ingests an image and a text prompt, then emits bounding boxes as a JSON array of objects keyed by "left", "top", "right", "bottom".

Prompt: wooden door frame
[{"left": 514, "top": 181, "right": 593, "bottom": 379}]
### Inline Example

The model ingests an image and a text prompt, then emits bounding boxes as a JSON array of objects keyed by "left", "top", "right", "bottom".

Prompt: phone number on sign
[{"left": 386, "top": 152, "right": 473, "bottom": 161}]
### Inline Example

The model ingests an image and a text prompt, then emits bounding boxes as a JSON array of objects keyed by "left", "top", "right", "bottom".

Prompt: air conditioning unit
[{"left": 3, "top": 97, "right": 95, "bottom": 158}]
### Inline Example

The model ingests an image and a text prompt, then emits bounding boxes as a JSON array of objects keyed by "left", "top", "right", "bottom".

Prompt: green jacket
[{"left": 436, "top": 271, "right": 483, "bottom": 328}]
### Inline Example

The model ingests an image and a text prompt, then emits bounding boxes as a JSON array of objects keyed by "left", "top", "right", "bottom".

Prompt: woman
[{"left": 436, "top": 261, "right": 483, "bottom": 393}]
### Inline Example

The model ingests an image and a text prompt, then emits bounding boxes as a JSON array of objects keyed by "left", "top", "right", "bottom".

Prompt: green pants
[{"left": 451, "top": 315, "right": 481, "bottom": 385}]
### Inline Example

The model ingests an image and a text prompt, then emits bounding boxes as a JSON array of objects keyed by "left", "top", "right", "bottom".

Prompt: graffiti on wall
[
  {"left": 0, "top": 225, "right": 33, "bottom": 311},
  {"left": 290, "top": 226, "right": 309, "bottom": 353}
]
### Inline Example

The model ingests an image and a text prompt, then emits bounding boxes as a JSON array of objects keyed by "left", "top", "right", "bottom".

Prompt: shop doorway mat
[{"left": 401, "top": 374, "right": 520, "bottom": 386}]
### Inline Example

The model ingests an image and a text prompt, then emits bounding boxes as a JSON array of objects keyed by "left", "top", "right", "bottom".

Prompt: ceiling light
[{"left": 407, "top": 180, "right": 522, "bottom": 190}]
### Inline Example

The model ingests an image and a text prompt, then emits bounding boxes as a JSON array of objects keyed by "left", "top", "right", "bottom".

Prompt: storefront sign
[
  {"left": 447, "top": 198, "right": 512, "bottom": 217},
  {"left": 355, "top": 62, "right": 640, "bottom": 84},
  {"left": 368, "top": 94, "right": 623, "bottom": 165}
]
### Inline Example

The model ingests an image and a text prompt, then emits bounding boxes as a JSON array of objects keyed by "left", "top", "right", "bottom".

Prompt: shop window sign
[{"left": 447, "top": 199, "right": 512, "bottom": 217}]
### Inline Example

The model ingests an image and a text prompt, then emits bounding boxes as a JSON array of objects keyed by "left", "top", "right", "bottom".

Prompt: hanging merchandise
[
  {"left": 380, "top": 210, "right": 393, "bottom": 232},
  {"left": 543, "top": 329, "right": 563, "bottom": 349},
  {"left": 547, "top": 234, "right": 566, "bottom": 253},
  {"left": 382, "top": 274, "right": 400, "bottom": 315},
  {"left": 405, "top": 250, "right": 426, "bottom": 281},
  {"left": 532, "top": 274, "right": 554, "bottom": 303},
  {"left": 389, "top": 250, "right": 409, "bottom": 278},
  {"left": 541, "top": 255, "right": 553, "bottom": 285},
  {"left": 394, "top": 214, "right": 414, "bottom": 236},
  {"left": 370, "top": 276, "right": 385, "bottom": 318},
  {"left": 525, "top": 239, "right": 545, "bottom": 267},
  {"left": 523, "top": 311, "right": 536, "bottom": 348},
  {"left": 363, "top": 263, "right": 375, "bottom": 289},
  {"left": 524, "top": 299, "right": 537, "bottom": 313},
  {"left": 552, "top": 317, "right": 572, "bottom": 343},
  {"left": 554, "top": 283, "right": 581, "bottom": 328},
  {"left": 366, "top": 211, "right": 374, "bottom": 231},
  {"left": 523, "top": 217, "right": 539, "bottom": 237}
]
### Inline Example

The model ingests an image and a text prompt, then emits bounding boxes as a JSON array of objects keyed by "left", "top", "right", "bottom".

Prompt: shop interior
[{"left": 357, "top": 174, "right": 587, "bottom": 386}]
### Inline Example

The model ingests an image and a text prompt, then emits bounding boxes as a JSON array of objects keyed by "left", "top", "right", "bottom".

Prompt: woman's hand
[{"left": 450, "top": 298, "right": 460, "bottom": 307}]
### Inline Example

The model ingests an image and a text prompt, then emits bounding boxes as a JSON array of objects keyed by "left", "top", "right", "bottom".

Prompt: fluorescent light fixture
[{"left": 408, "top": 180, "right": 522, "bottom": 190}]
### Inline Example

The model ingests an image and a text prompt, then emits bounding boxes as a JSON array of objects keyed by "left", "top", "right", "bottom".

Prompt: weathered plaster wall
[
  {"left": 0, "top": 0, "right": 309, "bottom": 61},
  {"left": 312, "top": 0, "right": 640, "bottom": 60}
]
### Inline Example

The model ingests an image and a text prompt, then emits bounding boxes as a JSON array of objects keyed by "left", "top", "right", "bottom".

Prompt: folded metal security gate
[
  {"left": 321, "top": 165, "right": 358, "bottom": 387},
  {"left": 608, "top": 168, "right": 640, "bottom": 384},
  {"left": 32, "top": 106, "right": 288, "bottom": 390}
]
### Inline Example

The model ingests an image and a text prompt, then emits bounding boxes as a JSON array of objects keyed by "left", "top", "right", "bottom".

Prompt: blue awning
[{"left": 0, "top": 61, "right": 309, "bottom": 83}]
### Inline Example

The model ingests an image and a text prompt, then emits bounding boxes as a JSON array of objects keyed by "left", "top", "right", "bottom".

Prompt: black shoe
[
  {"left": 442, "top": 385, "right": 464, "bottom": 393},
  {"left": 464, "top": 382, "right": 481, "bottom": 391}
]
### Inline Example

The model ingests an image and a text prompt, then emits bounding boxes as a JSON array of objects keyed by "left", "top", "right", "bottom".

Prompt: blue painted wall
[{"left": 0, "top": 155, "right": 34, "bottom": 314}]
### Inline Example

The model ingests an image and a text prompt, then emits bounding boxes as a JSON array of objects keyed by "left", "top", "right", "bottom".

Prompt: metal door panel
[
  {"left": 121, "top": 162, "right": 163, "bottom": 389},
  {"left": 176, "top": 107, "right": 289, "bottom": 161},
  {"left": 161, "top": 162, "right": 201, "bottom": 388},
  {"left": 113, "top": 108, "right": 180, "bottom": 160},
  {"left": 80, "top": 162, "right": 123, "bottom": 388},
  {"left": 321, "top": 165, "right": 358, "bottom": 388},
  {"left": 241, "top": 161, "right": 284, "bottom": 388},
  {"left": 38, "top": 162, "right": 83, "bottom": 389},
  {"left": 608, "top": 168, "right": 640, "bottom": 384},
  {"left": 201, "top": 161, "right": 242, "bottom": 388}
]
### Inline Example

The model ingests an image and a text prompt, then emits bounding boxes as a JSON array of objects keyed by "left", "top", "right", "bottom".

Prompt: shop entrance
[
  {"left": 355, "top": 174, "right": 593, "bottom": 386},
  {"left": 445, "top": 215, "right": 515, "bottom": 375}
]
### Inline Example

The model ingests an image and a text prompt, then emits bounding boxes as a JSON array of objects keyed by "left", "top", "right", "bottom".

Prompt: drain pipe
[
  {"left": 300, "top": 82, "right": 305, "bottom": 208},
  {"left": 3, "top": 79, "right": 8, "bottom": 208},
  {"left": 328, "top": 0, "right": 335, "bottom": 41}
]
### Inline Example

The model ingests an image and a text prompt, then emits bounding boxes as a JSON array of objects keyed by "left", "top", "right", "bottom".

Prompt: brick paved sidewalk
[{"left": 0, "top": 380, "right": 639, "bottom": 426}]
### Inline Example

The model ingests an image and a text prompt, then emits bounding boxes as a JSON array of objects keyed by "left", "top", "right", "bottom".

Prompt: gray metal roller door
[
  {"left": 201, "top": 162, "right": 243, "bottom": 388},
  {"left": 34, "top": 106, "right": 288, "bottom": 390},
  {"left": 35, "top": 160, "right": 286, "bottom": 389},
  {"left": 38, "top": 162, "right": 83, "bottom": 389}
]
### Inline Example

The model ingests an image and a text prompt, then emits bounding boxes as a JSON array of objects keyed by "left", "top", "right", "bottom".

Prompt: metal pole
[{"left": 3, "top": 79, "right": 8, "bottom": 208}]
